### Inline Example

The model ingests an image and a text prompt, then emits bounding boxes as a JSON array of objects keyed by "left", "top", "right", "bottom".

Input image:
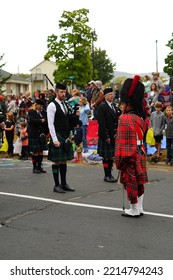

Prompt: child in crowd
[
  {"left": 19, "top": 121, "right": 29, "bottom": 160},
  {"left": 15, "top": 104, "right": 27, "bottom": 137},
  {"left": 78, "top": 97, "right": 90, "bottom": 153},
  {"left": 4, "top": 112, "right": 15, "bottom": 157},
  {"left": 150, "top": 102, "right": 165, "bottom": 161},
  {"left": 164, "top": 105, "right": 173, "bottom": 165},
  {"left": 73, "top": 120, "right": 83, "bottom": 163}
]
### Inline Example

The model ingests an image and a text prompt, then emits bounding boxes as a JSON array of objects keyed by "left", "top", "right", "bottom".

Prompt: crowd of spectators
[{"left": 0, "top": 73, "right": 173, "bottom": 166}]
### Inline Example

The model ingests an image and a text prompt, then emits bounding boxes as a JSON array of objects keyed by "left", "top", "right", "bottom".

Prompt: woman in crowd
[
  {"left": 4, "top": 112, "right": 15, "bottom": 157},
  {"left": 67, "top": 89, "right": 81, "bottom": 110},
  {"left": 143, "top": 75, "right": 151, "bottom": 94},
  {"left": 149, "top": 83, "right": 159, "bottom": 112}
]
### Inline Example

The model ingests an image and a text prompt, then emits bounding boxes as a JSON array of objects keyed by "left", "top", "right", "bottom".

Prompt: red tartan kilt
[{"left": 120, "top": 153, "right": 148, "bottom": 200}]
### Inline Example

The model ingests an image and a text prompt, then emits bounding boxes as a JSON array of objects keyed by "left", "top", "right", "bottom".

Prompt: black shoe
[
  {"left": 22, "top": 157, "right": 28, "bottom": 160},
  {"left": 61, "top": 184, "right": 75, "bottom": 192},
  {"left": 165, "top": 159, "right": 170, "bottom": 165},
  {"left": 104, "top": 176, "right": 117, "bottom": 183},
  {"left": 110, "top": 175, "right": 118, "bottom": 183},
  {"left": 53, "top": 185, "right": 66, "bottom": 193},
  {"left": 39, "top": 168, "right": 47, "bottom": 173},
  {"left": 33, "top": 168, "right": 41, "bottom": 174}
]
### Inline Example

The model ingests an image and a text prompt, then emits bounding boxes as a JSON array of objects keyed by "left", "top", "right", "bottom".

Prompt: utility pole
[
  {"left": 91, "top": 29, "right": 96, "bottom": 80},
  {"left": 156, "top": 40, "right": 158, "bottom": 72}
]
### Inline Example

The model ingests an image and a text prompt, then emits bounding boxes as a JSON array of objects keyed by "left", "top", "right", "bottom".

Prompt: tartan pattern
[
  {"left": 114, "top": 114, "right": 147, "bottom": 165},
  {"left": 114, "top": 113, "right": 148, "bottom": 202},
  {"left": 75, "top": 142, "right": 83, "bottom": 153},
  {"left": 120, "top": 153, "right": 148, "bottom": 202},
  {"left": 97, "top": 139, "right": 114, "bottom": 159},
  {"left": 29, "top": 137, "right": 48, "bottom": 154},
  {"left": 48, "top": 137, "right": 74, "bottom": 162}
]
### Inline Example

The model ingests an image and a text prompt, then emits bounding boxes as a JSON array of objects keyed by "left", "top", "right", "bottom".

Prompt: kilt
[
  {"left": 48, "top": 138, "right": 74, "bottom": 162},
  {"left": 120, "top": 153, "right": 148, "bottom": 202},
  {"left": 97, "top": 138, "right": 114, "bottom": 159},
  {"left": 29, "top": 137, "right": 48, "bottom": 154}
]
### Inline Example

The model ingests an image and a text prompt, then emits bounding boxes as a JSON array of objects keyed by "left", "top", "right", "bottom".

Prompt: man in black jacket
[
  {"left": 98, "top": 88, "right": 121, "bottom": 182},
  {"left": 27, "top": 99, "right": 48, "bottom": 173},
  {"left": 47, "top": 83, "right": 78, "bottom": 193}
]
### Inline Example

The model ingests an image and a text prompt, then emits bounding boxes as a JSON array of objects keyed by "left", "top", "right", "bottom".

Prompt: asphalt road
[{"left": 0, "top": 158, "right": 173, "bottom": 260}]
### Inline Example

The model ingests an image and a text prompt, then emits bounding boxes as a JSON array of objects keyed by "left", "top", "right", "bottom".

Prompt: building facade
[
  {"left": 30, "top": 60, "right": 57, "bottom": 94},
  {"left": 1, "top": 70, "right": 30, "bottom": 96}
]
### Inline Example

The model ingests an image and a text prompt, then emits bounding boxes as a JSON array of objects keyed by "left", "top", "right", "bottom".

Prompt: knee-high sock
[
  {"left": 37, "top": 155, "right": 43, "bottom": 169},
  {"left": 108, "top": 159, "right": 113, "bottom": 176},
  {"left": 103, "top": 159, "right": 109, "bottom": 177},
  {"left": 32, "top": 155, "right": 38, "bottom": 169},
  {"left": 59, "top": 164, "right": 67, "bottom": 185},
  {"left": 52, "top": 164, "right": 60, "bottom": 186}
]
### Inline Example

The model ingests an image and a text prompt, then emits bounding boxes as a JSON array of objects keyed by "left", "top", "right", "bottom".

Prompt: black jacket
[
  {"left": 98, "top": 101, "right": 121, "bottom": 141},
  {"left": 27, "top": 109, "right": 47, "bottom": 138}
]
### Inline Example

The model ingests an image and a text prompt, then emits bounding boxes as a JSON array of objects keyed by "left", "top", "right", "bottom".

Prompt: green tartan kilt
[
  {"left": 29, "top": 137, "right": 48, "bottom": 154},
  {"left": 48, "top": 138, "right": 74, "bottom": 162},
  {"left": 97, "top": 138, "right": 114, "bottom": 159}
]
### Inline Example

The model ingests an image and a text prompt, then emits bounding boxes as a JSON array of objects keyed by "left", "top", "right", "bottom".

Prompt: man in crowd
[
  {"left": 90, "top": 80, "right": 104, "bottom": 120},
  {"left": 151, "top": 72, "right": 165, "bottom": 98},
  {"left": 27, "top": 99, "right": 48, "bottom": 174},
  {"left": 97, "top": 87, "right": 121, "bottom": 182},
  {"left": 47, "top": 83, "right": 78, "bottom": 193}
]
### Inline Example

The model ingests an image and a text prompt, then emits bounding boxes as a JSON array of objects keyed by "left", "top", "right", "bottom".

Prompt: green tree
[
  {"left": 17, "top": 73, "right": 30, "bottom": 79},
  {"left": 44, "top": 9, "right": 95, "bottom": 87},
  {"left": 94, "top": 48, "right": 116, "bottom": 84},
  {"left": 163, "top": 33, "right": 173, "bottom": 76},
  {"left": 0, "top": 54, "right": 11, "bottom": 94}
]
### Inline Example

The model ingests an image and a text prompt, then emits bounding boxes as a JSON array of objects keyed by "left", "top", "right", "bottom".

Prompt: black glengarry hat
[
  {"left": 103, "top": 87, "right": 113, "bottom": 95},
  {"left": 35, "top": 99, "right": 44, "bottom": 105},
  {"left": 55, "top": 83, "right": 67, "bottom": 90}
]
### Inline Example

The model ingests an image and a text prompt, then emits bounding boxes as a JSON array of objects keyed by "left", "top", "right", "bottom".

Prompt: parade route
[{"left": 0, "top": 158, "right": 173, "bottom": 260}]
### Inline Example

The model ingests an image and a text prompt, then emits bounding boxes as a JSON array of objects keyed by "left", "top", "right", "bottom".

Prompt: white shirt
[
  {"left": 106, "top": 100, "right": 114, "bottom": 110},
  {"left": 47, "top": 98, "right": 65, "bottom": 142}
]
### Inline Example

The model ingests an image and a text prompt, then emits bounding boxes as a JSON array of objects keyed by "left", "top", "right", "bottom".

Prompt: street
[{"left": 0, "top": 158, "right": 173, "bottom": 260}]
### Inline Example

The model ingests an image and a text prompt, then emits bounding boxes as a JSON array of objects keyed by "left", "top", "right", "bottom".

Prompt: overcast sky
[{"left": 1, "top": 0, "right": 173, "bottom": 75}]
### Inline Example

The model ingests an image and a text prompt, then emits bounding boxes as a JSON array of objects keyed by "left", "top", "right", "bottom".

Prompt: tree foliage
[
  {"left": 17, "top": 73, "right": 30, "bottom": 79},
  {"left": 0, "top": 54, "right": 11, "bottom": 94},
  {"left": 44, "top": 8, "right": 116, "bottom": 88},
  {"left": 44, "top": 9, "right": 95, "bottom": 87},
  {"left": 163, "top": 33, "right": 173, "bottom": 76},
  {"left": 94, "top": 48, "right": 116, "bottom": 84}
]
